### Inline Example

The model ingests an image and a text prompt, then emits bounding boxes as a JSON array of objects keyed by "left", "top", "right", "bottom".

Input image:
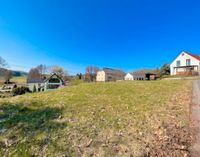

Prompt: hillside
[
  {"left": 11, "top": 70, "right": 27, "bottom": 77},
  {"left": 0, "top": 68, "right": 27, "bottom": 77},
  {"left": 0, "top": 81, "right": 193, "bottom": 156}
]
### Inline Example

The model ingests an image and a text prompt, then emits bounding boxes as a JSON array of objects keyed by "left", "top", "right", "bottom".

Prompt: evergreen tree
[
  {"left": 159, "top": 63, "right": 170, "bottom": 77},
  {"left": 33, "top": 85, "right": 37, "bottom": 92}
]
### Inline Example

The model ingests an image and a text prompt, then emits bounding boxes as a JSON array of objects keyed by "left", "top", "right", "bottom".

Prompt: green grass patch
[{"left": 0, "top": 80, "right": 192, "bottom": 156}]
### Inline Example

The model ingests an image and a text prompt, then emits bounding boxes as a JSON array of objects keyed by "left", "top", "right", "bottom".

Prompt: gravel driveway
[{"left": 191, "top": 80, "right": 200, "bottom": 156}]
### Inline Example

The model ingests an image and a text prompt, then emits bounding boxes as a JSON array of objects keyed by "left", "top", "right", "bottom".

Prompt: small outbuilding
[
  {"left": 125, "top": 70, "right": 157, "bottom": 81},
  {"left": 124, "top": 73, "right": 134, "bottom": 80},
  {"left": 27, "top": 73, "right": 64, "bottom": 92}
]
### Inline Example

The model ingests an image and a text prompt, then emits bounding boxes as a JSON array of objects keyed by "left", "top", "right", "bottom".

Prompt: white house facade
[
  {"left": 96, "top": 68, "right": 125, "bottom": 82},
  {"left": 96, "top": 70, "right": 106, "bottom": 82},
  {"left": 27, "top": 73, "right": 64, "bottom": 92},
  {"left": 170, "top": 51, "right": 200, "bottom": 75},
  {"left": 124, "top": 73, "right": 134, "bottom": 80}
]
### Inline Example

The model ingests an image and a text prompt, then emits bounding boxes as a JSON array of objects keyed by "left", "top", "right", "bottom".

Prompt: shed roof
[{"left": 131, "top": 69, "right": 157, "bottom": 75}]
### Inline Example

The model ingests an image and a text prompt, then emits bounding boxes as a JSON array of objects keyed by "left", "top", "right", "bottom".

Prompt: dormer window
[{"left": 176, "top": 60, "right": 181, "bottom": 67}]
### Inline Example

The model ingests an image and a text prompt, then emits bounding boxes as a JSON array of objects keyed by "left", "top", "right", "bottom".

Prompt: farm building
[
  {"left": 27, "top": 73, "right": 64, "bottom": 92},
  {"left": 170, "top": 51, "right": 200, "bottom": 76},
  {"left": 125, "top": 70, "right": 157, "bottom": 81},
  {"left": 96, "top": 68, "right": 125, "bottom": 82},
  {"left": 124, "top": 73, "right": 134, "bottom": 80}
]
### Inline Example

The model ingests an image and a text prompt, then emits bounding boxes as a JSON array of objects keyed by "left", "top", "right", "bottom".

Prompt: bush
[
  {"left": 12, "top": 87, "right": 30, "bottom": 96},
  {"left": 158, "top": 63, "right": 170, "bottom": 78}
]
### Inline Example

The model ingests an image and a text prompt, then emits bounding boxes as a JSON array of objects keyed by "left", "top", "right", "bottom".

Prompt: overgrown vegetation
[
  {"left": 158, "top": 63, "right": 170, "bottom": 78},
  {"left": 12, "top": 87, "right": 30, "bottom": 96},
  {"left": 0, "top": 81, "right": 192, "bottom": 156}
]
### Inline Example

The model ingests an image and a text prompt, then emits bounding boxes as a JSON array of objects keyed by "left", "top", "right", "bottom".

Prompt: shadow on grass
[
  {"left": 0, "top": 103, "right": 66, "bottom": 131},
  {"left": 0, "top": 102, "right": 67, "bottom": 156}
]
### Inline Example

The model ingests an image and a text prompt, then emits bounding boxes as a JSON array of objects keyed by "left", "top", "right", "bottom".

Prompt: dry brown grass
[{"left": 0, "top": 80, "right": 193, "bottom": 156}]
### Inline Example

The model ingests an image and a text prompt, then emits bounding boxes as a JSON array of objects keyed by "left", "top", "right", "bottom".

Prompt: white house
[
  {"left": 27, "top": 73, "right": 64, "bottom": 92},
  {"left": 170, "top": 51, "right": 200, "bottom": 75},
  {"left": 96, "top": 68, "right": 125, "bottom": 82},
  {"left": 124, "top": 73, "right": 134, "bottom": 80}
]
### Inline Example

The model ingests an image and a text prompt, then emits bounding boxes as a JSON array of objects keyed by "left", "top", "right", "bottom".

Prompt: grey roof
[
  {"left": 103, "top": 68, "right": 125, "bottom": 75},
  {"left": 131, "top": 69, "right": 157, "bottom": 75},
  {"left": 27, "top": 78, "right": 45, "bottom": 84},
  {"left": 27, "top": 73, "right": 64, "bottom": 84}
]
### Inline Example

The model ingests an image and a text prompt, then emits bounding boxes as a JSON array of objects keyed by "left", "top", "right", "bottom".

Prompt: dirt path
[{"left": 191, "top": 80, "right": 200, "bottom": 156}]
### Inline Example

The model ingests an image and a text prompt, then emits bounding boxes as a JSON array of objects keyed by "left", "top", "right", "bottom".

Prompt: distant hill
[
  {"left": 0, "top": 68, "right": 27, "bottom": 77},
  {"left": 12, "top": 70, "right": 28, "bottom": 77}
]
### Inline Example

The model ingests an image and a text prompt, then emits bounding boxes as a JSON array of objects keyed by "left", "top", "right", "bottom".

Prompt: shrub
[
  {"left": 12, "top": 87, "right": 30, "bottom": 96},
  {"left": 33, "top": 85, "right": 36, "bottom": 92},
  {"left": 158, "top": 63, "right": 170, "bottom": 78}
]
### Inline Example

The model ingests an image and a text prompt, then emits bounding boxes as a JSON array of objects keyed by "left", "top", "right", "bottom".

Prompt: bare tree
[
  {"left": 0, "top": 57, "right": 12, "bottom": 84},
  {"left": 85, "top": 66, "right": 99, "bottom": 81},
  {"left": 49, "top": 65, "right": 65, "bottom": 76},
  {"left": 64, "top": 70, "right": 69, "bottom": 77},
  {"left": 28, "top": 68, "right": 40, "bottom": 79},
  {"left": 4, "top": 69, "right": 12, "bottom": 84},
  {"left": 86, "top": 66, "right": 93, "bottom": 74},
  {"left": 36, "top": 64, "right": 47, "bottom": 76},
  {"left": 62, "top": 70, "right": 70, "bottom": 82},
  {"left": 0, "top": 56, "right": 7, "bottom": 68}
]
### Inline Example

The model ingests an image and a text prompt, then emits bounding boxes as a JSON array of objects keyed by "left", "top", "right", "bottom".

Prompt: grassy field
[
  {"left": 10, "top": 76, "right": 27, "bottom": 85},
  {"left": 0, "top": 76, "right": 27, "bottom": 85},
  {"left": 0, "top": 80, "right": 192, "bottom": 156}
]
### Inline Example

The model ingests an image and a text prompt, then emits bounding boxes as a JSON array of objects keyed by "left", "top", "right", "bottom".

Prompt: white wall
[
  {"left": 28, "top": 83, "right": 45, "bottom": 92},
  {"left": 96, "top": 71, "right": 106, "bottom": 82},
  {"left": 125, "top": 73, "right": 134, "bottom": 80},
  {"left": 170, "top": 52, "right": 200, "bottom": 75}
]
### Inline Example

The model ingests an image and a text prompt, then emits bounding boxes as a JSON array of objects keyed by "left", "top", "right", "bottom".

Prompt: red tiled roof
[{"left": 185, "top": 51, "right": 200, "bottom": 61}]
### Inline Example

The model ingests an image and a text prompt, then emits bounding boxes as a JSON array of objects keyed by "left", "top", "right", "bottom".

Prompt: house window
[
  {"left": 49, "top": 78, "right": 60, "bottom": 83},
  {"left": 176, "top": 60, "right": 181, "bottom": 67},
  {"left": 186, "top": 59, "right": 191, "bottom": 66}
]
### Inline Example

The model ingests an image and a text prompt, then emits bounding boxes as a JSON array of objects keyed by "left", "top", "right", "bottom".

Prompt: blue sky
[{"left": 0, "top": 0, "right": 200, "bottom": 74}]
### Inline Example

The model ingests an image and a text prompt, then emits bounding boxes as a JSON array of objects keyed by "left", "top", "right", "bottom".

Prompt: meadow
[
  {"left": 0, "top": 80, "right": 192, "bottom": 156},
  {"left": 0, "top": 76, "right": 27, "bottom": 85}
]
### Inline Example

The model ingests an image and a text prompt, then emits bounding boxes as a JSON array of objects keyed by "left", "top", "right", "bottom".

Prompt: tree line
[
  {"left": 0, "top": 57, "right": 13, "bottom": 83},
  {"left": 0, "top": 55, "right": 171, "bottom": 84},
  {"left": 27, "top": 65, "right": 100, "bottom": 82},
  {"left": 28, "top": 64, "right": 69, "bottom": 81}
]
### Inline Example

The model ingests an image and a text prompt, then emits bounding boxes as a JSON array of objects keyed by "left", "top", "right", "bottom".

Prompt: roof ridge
[{"left": 184, "top": 51, "right": 200, "bottom": 61}]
